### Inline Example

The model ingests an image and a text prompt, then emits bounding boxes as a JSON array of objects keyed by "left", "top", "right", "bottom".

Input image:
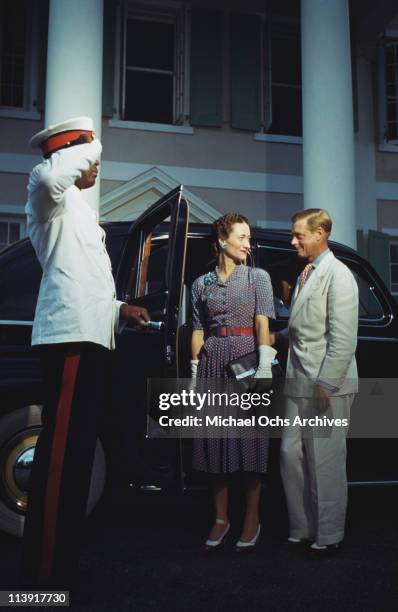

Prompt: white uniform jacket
[
  {"left": 284, "top": 251, "right": 358, "bottom": 397},
  {"left": 25, "top": 139, "right": 124, "bottom": 350}
]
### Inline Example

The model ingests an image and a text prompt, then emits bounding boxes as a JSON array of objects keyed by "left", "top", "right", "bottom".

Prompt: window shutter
[
  {"left": 230, "top": 13, "right": 262, "bottom": 131},
  {"left": 383, "top": 44, "right": 398, "bottom": 142},
  {"left": 102, "top": 0, "right": 117, "bottom": 118},
  {"left": 35, "top": 0, "right": 49, "bottom": 113},
  {"left": 190, "top": 9, "right": 223, "bottom": 127},
  {"left": 368, "top": 229, "right": 391, "bottom": 288}
]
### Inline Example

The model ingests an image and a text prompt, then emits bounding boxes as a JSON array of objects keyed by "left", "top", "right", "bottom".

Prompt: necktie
[{"left": 299, "top": 263, "right": 313, "bottom": 291}]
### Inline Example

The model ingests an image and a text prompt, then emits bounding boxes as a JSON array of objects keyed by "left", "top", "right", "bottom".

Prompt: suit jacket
[{"left": 284, "top": 250, "right": 358, "bottom": 397}]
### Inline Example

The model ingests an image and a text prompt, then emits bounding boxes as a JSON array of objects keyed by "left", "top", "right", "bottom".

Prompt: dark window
[
  {"left": 267, "top": 25, "right": 302, "bottom": 137},
  {"left": 126, "top": 19, "right": 174, "bottom": 70},
  {"left": 0, "top": 0, "right": 27, "bottom": 107},
  {"left": 123, "top": 18, "right": 174, "bottom": 123}
]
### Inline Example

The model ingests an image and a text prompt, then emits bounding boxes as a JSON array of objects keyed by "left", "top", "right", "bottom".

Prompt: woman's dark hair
[{"left": 211, "top": 212, "right": 250, "bottom": 253}]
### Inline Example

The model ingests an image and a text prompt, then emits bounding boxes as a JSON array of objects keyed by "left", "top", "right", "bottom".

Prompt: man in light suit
[{"left": 277, "top": 208, "right": 358, "bottom": 557}]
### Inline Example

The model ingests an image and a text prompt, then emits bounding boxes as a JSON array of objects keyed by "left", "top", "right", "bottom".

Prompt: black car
[{"left": 0, "top": 187, "right": 397, "bottom": 537}]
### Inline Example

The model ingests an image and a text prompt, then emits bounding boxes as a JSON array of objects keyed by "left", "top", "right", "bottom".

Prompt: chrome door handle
[{"left": 145, "top": 320, "right": 164, "bottom": 331}]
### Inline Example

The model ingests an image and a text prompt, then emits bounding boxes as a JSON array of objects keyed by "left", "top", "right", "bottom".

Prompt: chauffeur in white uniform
[
  {"left": 275, "top": 209, "right": 358, "bottom": 557},
  {"left": 21, "top": 117, "right": 149, "bottom": 589}
]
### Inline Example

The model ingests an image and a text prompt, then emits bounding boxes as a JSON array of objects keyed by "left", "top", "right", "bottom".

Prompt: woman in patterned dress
[{"left": 190, "top": 213, "right": 277, "bottom": 551}]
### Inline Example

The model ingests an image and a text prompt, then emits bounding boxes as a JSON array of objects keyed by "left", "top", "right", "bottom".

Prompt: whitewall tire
[{"left": 0, "top": 405, "right": 106, "bottom": 538}]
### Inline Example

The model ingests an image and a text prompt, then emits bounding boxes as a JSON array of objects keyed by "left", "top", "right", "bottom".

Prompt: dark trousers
[{"left": 21, "top": 342, "right": 109, "bottom": 589}]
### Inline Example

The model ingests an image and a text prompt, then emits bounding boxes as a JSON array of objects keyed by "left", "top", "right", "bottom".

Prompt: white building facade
[{"left": 1, "top": 0, "right": 398, "bottom": 297}]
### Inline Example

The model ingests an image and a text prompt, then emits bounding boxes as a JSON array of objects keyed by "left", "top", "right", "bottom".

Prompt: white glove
[
  {"left": 190, "top": 359, "right": 199, "bottom": 379},
  {"left": 254, "top": 345, "right": 277, "bottom": 379}
]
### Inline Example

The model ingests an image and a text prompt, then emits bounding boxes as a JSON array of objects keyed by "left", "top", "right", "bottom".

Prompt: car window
[
  {"left": 185, "top": 236, "right": 216, "bottom": 287},
  {"left": 123, "top": 226, "right": 171, "bottom": 300},
  {"left": 0, "top": 241, "right": 42, "bottom": 321},
  {"left": 145, "top": 232, "right": 214, "bottom": 298},
  {"left": 258, "top": 245, "right": 387, "bottom": 323},
  {"left": 145, "top": 238, "right": 169, "bottom": 294},
  {"left": 171, "top": 235, "right": 217, "bottom": 324},
  {"left": 342, "top": 261, "right": 385, "bottom": 320},
  {"left": 257, "top": 246, "right": 304, "bottom": 319}
]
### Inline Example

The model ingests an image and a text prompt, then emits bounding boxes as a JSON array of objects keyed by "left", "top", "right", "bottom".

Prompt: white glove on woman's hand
[
  {"left": 188, "top": 359, "right": 199, "bottom": 392},
  {"left": 190, "top": 359, "right": 199, "bottom": 379},
  {"left": 253, "top": 345, "right": 277, "bottom": 379}
]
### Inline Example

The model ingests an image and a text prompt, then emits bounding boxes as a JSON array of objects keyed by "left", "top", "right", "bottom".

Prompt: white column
[
  {"left": 45, "top": 0, "right": 104, "bottom": 211},
  {"left": 301, "top": 0, "right": 356, "bottom": 248}
]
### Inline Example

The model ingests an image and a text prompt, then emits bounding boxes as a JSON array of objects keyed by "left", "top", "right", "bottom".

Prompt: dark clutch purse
[
  {"left": 227, "top": 350, "right": 285, "bottom": 390},
  {"left": 227, "top": 351, "right": 285, "bottom": 430}
]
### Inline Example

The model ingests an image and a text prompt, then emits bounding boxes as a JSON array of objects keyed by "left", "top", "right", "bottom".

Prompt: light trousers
[{"left": 280, "top": 394, "right": 353, "bottom": 546}]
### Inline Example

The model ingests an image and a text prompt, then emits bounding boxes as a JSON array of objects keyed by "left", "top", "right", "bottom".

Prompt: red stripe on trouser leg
[{"left": 38, "top": 351, "right": 81, "bottom": 583}]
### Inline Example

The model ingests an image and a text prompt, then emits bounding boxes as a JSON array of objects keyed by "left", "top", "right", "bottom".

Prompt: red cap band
[{"left": 41, "top": 130, "right": 93, "bottom": 156}]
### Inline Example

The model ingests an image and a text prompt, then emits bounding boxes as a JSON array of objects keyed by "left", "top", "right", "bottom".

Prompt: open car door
[{"left": 106, "top": 186, "right": 189, "bottom": 491}]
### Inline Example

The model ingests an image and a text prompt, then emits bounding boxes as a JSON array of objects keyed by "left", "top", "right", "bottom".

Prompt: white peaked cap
[{"left": 30, "top": 116, "right": 94, "bottom": 151}]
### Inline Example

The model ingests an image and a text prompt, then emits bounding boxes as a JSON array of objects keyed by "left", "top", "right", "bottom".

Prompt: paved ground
[{"left": 1, "top": 485, "right": 397, "bottom": 611}]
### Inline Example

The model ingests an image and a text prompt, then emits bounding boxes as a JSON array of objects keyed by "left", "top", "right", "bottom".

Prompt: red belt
[{"left": 208, "top": 326, "right": 254, "bottom": 338}]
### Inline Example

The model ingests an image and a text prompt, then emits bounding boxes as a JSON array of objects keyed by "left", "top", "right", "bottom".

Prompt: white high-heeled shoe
[
  {"left": 205, "top": 518, "right": 230, "bottom": 551},
  {"left": 235, "top": 524, "right": 261, "bottom": 552}
]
